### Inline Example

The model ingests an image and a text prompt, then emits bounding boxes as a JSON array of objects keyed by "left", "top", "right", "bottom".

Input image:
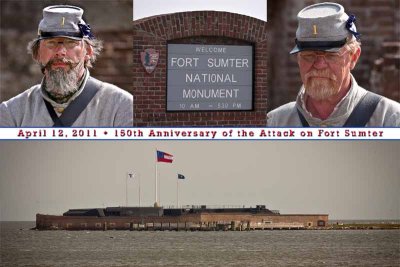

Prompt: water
[{"left": 1, "top": 222, "right": 399, "bottom": 266}]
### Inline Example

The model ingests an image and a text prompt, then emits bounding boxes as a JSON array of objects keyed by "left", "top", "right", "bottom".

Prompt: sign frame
[{"left": 166, "top": 42, "right": 255, "bottom": 112}]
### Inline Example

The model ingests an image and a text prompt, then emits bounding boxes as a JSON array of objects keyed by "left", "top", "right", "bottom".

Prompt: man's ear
[
  {"left": 32, "top": 42, "right": 41, "bottom": 62},
  {"left": 33, "top": 55, "right": 39, "bottom": 63},
  {"left": 349, "top": 47, "right": 361, "bottom": 70},
  {"left": 84, "top": 43, "right": 93, "bottom": 61}
]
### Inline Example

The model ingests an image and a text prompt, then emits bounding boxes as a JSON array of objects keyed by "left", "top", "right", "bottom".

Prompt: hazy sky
[
  {"left": 133, "top": 0, "right": 267, "bottom": 21},
  {"left": 0, "top": 141, "right": 399, "bottom": 221}
]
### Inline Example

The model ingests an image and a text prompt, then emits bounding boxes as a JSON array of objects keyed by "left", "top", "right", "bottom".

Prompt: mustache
[
  {"left": 305, "top": 70, "right": 337, "bottom": 81},
  {"left": 41, "top": 58, "right": 79, "bottom": 73}
]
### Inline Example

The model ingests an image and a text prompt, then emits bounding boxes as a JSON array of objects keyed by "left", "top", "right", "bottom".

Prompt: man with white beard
[
  {"left": 0, "top": 5, "right": 133, "bottom": 127},
  {"left": 267, "top": 2, "right": 400, "bottom": 127}
]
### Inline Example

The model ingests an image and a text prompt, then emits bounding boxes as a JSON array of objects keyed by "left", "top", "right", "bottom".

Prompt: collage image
[{"left": 0, "top": 0, "right": 399, "bottom": 266}]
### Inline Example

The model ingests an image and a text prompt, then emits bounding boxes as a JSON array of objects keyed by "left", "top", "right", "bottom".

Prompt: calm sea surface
[{"left": 1, "top": 221, "right": 399, "bottom": 267}]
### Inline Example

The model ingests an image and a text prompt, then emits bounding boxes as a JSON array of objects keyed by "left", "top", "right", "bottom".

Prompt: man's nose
[
  {"left": 54, "top": 43, "right": 67, "bottom": 55},
  {"left": 313, "top": 55, "right": 328, "bottom": 69}
]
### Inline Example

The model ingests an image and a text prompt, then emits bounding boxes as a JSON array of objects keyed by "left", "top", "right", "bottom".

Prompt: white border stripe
[{"left": 0, "top": 128, "right": 399, "bottom": 140}]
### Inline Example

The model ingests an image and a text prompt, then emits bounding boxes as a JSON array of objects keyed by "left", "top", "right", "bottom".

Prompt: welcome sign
[{"left": 167, "top": 44, "right": 253, "bottom": 111}]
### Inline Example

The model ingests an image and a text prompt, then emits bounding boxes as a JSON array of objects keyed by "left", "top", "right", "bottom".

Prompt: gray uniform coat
[
  {"left": 0, "top": 71, "right": 133, "bottom": 127},
  {"left": 267, "top": 76, "right": 400, "bottom": 127}
]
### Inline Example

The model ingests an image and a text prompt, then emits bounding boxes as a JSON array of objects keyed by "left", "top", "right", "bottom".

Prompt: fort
[{"left": 35, "top": 205, "right": 328, "bottom": 231}]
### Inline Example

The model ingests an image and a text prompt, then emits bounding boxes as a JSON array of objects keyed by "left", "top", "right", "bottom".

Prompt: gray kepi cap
[
  {"left": 37, "top": 5, "right": 94, "bottom": 40},
  {"left": 290, "top": 2, "right": 360, "bottom": 54}
]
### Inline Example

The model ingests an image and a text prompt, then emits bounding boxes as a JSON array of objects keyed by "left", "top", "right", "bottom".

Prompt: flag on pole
[
  {"left": 178, "top": 174, "right": 185, "bottom": 179},
  {"left": 157, "top": 150, "right": 173, "bottom": 163}
]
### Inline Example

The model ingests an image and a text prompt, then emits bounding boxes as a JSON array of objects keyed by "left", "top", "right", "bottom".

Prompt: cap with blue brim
[
  {"left": 290, "top": 2, "right": 360, "bottom": 54},
  {"left": 37, "top": 5, "right": 94, "bottom": 40}
]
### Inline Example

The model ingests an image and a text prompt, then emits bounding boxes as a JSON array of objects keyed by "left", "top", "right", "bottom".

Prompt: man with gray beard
[
  {"left": 267, "top": 2, "right": 400, "bottom": 127},
  {"left": 0, "top": 5, "right": 133, "bottom": 127}
]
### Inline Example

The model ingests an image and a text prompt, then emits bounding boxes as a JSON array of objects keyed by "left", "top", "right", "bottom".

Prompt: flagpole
[
  {"left": 125, "top": 172, "right": 128, "bottom": 207},
  {"left": 155, "top": 149, "right": 158, "bottom": 206},
  {"left": 158, "top": 170, "right": 161, "bottom": 206},
  {"left": 176, "top": 176, "right": 179, "bottom": 208},
  {"left": 138, "top": 173, "right": 141, "bottom": 207}
]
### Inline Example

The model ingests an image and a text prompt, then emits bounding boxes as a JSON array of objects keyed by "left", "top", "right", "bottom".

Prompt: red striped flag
[{"left": 157, "top": 150, "right": 173, "bottom": 163}]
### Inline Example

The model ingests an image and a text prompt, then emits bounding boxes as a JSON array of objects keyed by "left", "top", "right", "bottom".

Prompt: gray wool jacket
[
  {"left": 267, "top": 76, "right": 400, "bottom": 127},
  {"left": 0, "top": 71, "right": 133, "bottom": 127}
]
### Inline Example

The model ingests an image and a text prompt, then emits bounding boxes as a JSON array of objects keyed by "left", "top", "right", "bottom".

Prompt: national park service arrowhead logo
[{"left": 141, "top": 48, "right": 159, "bottom": 74}]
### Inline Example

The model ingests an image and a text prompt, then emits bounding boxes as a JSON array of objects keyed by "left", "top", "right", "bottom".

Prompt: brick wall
[
  {"left": 200, "top": 213, "right": 328, "bottom": 226},
  {"left": 370, "top": 42, "right": 400, "bottom": 101},
  {"left": 267, "top": 0, "right": 400, "bottom": 110},
  {"left": 133, "top": 11, "right": 268, "bottom": 126},
  {"left": 90, "top": 31, "right": 133, "bottom": 93},
  {"left": 0, "top": 0, "right": 133, "bottom": 102},
  {"left": 37, "top": 213, "right": 328, "bottom": 230}
]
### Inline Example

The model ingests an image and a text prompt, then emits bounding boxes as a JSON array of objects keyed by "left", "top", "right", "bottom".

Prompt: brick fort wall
[{"left": 133, "top": 11, "right": 268, "bottom": 126}]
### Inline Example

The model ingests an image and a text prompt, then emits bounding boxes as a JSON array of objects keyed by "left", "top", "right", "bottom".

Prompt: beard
[
  {"left": 42, "top": 58, "right": 84, "bottom": 103},
  {"left": 304, "top": 69, "right": 340, "bottom": 101}
]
